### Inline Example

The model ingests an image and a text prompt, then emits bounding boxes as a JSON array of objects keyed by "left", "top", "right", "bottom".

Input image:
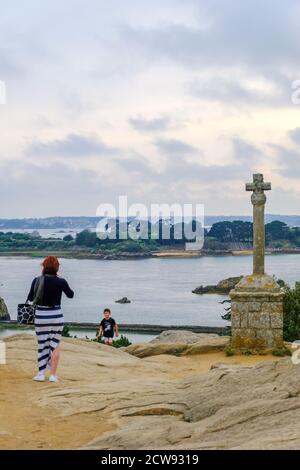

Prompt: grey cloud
[
  {"left": 61, "top": 92, "right": 93, "bottom": 116},
  {"left": 129, "top": 116, "right": 170, "bottom": 132},
  {"left": 232, "top": 138, "right": 260, "bottom": 162},
  {"left": 0, "top": 161, "right": 101, "bottom": 217},
  {"left": 117, "top": 152, "right": 247, "bottom": 186},
  {"left": 0, "top": 51, "right": 24, "bottom": 78},
  {"left": 157, "top": 136, "right": 260, "bottom": 183},
  {"left": 33, "top": 115, "right": 55, "bottom": 129},
  {"left": 1, "top": 0, "right": 299, "bottom": 216},
  {"left": 115, "top": 154, "right": 157, "bottom": 176},
  {"left": 114, "top": 139, "right": 248, "bottom": 185},
  {"left": 121, "top": 1, "right": 300, "bottom": 69},
  {"left": 0, "top": 158, "right": 142, "bottom": 217},
  {"left": 189, "top": 78, "right": 258, "bottom": 103},
  {"left": 26, "top": 133, "right": 117, "bottom": 158},
  {"left": 120, "top": 0, "right": 299, "bottom": 108},
  {"left": 163, "top": 154, "right": 247, "bottom": 183},
  {"left": 188, "top": 74, "right": 290, "bottom": 106},
  {"left": 289, "top": 128, "right": 300, "bottom": 144},
  {"left": 155, "top": 138, "right": 198, "bottom": 157},
  {"left": 270, "top": 144, "right": 300, "bottom": 178}
]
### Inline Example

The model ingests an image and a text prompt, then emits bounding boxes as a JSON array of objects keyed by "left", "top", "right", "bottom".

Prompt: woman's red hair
[{"left": 42, "top": 256, "right": 60, "bottom": 275}]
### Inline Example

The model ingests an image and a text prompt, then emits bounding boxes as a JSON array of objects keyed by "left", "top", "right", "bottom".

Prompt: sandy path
[{"left": 0, "top": 334, "right": 278, "bottom": 450}]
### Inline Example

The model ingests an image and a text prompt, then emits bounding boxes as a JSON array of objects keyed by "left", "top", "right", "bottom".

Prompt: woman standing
[{"left": 27, "top": 256, "right": 74, "bottom": 383}]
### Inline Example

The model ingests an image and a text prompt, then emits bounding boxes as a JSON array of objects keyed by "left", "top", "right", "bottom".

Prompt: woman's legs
[
  {"left": 36, "top": 335, "right": 51, "bottom": 376},
  {"left": 34, "top": 308, "right": 63, "bottom": 381},
  {"left": 50, "top": 345, "right": 60, "bottom": 376}
]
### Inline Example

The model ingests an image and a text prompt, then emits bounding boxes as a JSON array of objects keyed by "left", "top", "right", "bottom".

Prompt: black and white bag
[
  {"left": 17, "top": 276, "right": 45, "bottom": 325},
  {"left": 17, "top": 302, "right": 36, "bottom": 325}
]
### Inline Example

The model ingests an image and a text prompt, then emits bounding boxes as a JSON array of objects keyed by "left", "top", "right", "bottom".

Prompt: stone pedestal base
[{"left": 229, "top": 274, "right": 284, "bottom": 353}]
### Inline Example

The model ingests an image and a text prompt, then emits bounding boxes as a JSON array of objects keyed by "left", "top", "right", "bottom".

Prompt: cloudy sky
[{"left": 1, "top": 0, "right": 300, "bottom": 217}]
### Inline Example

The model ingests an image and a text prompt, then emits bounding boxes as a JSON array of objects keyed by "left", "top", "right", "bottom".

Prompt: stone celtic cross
[{"left": 246, "top": 173, "right": 271, "bottom": 275}]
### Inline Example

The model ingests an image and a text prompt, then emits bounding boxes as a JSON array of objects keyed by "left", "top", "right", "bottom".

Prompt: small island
[
  {"left": 0, "top": 219, "right": 300, "bottom": 260},
  {"left": 115, "top": 297, "right": 131, "bottom": 304},
  {"left": 192, "top": 276, "right": 242, "bottom": 295}
]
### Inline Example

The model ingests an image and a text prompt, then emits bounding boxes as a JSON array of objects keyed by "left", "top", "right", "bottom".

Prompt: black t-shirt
[{"left": 100, "top": 317, "right": 116, "bottom": 337}]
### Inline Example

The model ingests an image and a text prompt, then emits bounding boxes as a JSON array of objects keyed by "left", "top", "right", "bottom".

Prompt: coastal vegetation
[
  {"left": 1, "top": 220, "right": 300, "bottom": 258},
  {"left": 0, "top": 230, "right": 155, "bottom": 257},
  {"left": 283, "top": 282, "right": 300, "bottom": 342},
  {"left": 205, "top": 220, "right": 300, "bottom": 250},
  {"left": 62, "top": 325, "right": 132, "bottom": 348},
  {"left": 93, "top": 334, "right": 132, "bottom": 348}
]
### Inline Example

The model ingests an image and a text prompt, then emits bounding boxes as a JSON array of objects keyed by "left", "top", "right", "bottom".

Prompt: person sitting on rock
[{"left": 97, "top": 308, "right": 118, "bottom": 346}]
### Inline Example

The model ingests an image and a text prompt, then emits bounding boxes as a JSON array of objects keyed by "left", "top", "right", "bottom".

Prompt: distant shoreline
[
  {"left": 1, "top": 248, "right": 300, "bottom": 260},
  {"left": 0, "top": 321, "right": 228, "bottom": 335},
  {"left": 1, "top": 213, "right": 300, "bottom": 228}
]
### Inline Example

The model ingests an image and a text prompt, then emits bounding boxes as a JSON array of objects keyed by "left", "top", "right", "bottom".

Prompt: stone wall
[{"left": 230, "top": 275, "right": 284, "bottom": 352}]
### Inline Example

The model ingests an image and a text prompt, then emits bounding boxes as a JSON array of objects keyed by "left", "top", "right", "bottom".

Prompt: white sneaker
[
  {"left": 33, "top": 373, "right": 45, "bottom": 382},
  {"left": 49, "top": 375, "right": 59, "bottom": 383}
]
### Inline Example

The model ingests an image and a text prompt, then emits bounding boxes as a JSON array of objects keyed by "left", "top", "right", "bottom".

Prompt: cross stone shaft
[{"left": 245, "top": 173, "right": 271, "bottom": 275}]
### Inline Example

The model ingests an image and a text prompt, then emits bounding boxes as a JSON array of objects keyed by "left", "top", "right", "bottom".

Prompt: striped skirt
[{"left": 35, "top": 308, "right": 64, "bottom": 373}]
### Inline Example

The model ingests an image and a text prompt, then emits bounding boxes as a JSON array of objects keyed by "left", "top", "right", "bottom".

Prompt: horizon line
[{"left": 1, "top": 213, "right": 300, "bottom": 220}]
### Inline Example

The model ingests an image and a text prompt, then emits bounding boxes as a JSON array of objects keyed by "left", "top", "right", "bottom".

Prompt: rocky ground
[
  {"left": 126, "top": 331, "right": 229, "bottom": 357},
  {"left": 0, "top": 297, "right": 10, "bottom": 321},
  {"left": 0, "top": 333, "right": 299, "bottom": 450}
]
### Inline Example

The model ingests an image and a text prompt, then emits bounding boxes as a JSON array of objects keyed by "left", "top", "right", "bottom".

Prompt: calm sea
[{"left": 1, "top": 253, "right": 300, "bottom": 327}]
